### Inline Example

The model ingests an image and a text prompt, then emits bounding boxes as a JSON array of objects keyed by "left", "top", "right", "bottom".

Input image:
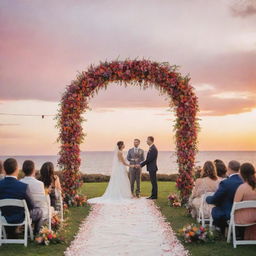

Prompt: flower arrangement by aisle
[
  {"left": 57, "top": 59, "right": 199, "bottom": 204},
  {"left": 35, "top": 227, "right": 64, "bottom": 246},
  {"left": 51, "top": 213, "right": 61, "bottom": 231},
  {"left": 71, "top": 194, "right": 87, "bottom": 207},
  {"left": 168, "top": 193, "right": 181, "bottom": 207},
  {"left": 178, "top": 224, "right": 215, "bottom": 243}
]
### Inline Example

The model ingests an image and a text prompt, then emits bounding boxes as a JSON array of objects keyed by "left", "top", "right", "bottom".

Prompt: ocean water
[{"left": 1, "top": 151, "right": 255, "bottom": 175}]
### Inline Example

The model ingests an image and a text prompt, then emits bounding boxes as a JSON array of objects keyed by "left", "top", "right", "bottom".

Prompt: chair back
[
  {"left": 0, "top": 199, "right": 30, "bottom": 223},
  {"left": 0, "top": 199, "right": 25, "bottom": 208},
  {"left": 231, "top": 200, "right": 256, "bottom": 215}
]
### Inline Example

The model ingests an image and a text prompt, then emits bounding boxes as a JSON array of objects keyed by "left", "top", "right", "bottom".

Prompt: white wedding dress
[{"left": 87, "top": 148, "right": 132, "bottom": 204}]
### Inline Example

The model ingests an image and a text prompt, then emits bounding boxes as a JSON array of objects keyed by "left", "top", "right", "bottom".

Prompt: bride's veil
[{"left": 111, "top": 146, "right": 119, "bottom": 176}]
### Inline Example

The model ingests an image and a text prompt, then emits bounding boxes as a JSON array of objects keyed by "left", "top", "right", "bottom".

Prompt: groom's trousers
[
  {"left": 149, "top": 171, "right": 158, "bottom": 198},
  {"left": 129, "top": 168, "right": 141, "bottom": 196}
]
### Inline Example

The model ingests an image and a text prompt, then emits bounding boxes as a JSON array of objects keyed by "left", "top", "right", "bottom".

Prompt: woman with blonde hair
[{"left": 189, "top": 161, "right": 220, "bottom": 218}]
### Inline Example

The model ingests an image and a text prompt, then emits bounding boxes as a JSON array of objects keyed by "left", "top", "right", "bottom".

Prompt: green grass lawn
[{"left": 1, "top": 181, "right": 256, "bottom": 256}]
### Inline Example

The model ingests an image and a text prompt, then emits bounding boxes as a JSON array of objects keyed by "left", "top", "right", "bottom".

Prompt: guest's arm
[
  {"left": 206, "top": 180, "right": 227, "bottom": 205},
  {"left": 191, "top": 179, "right": 201, "bottom": 199},
  {"left": 234, "top": 185, "right": 244, "bottom": 202},
  {"left": 24, "top": 186, "right": 35, "bottom": 210},
  {"left": 54, "top": 175, "right": 62, "bottom": 191}
]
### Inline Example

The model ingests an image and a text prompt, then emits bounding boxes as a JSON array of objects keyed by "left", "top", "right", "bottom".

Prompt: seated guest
[
  {"left": 0, "top": 158, "right": 43, "bottom": 237},
  {"left": 189, "top": 161, "right": 220, "bottom": 218},
  {"left": 234, "top": 163, "right": 256, "bottom": 240},
  {"left": 206, "top": 160, "right": 243, "bottom": 234},
  {"left": 39, "top": 162, "right": 61, "bottom": 209},
  {"left": 20, "top": 160, "right": 49, "bottom": 219},
  {"left": 214, "top": 159, "right": 228, "bottom": 180},
  {"left": 0, "top": 160, "right": 4, "bottom": 180}
]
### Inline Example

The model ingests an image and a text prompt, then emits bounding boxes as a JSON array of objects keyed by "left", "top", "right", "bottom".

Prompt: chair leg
[
  {"left": 232, "top": 223, "right": 237, "bottom": 248},
  {"left": 2, "top": 227, "right": 6, "bottom": 239},
  {"left": 24, "top": 223, "right": 28, "bottom": 247},
  {"left": 227, "top": 222, "right": 232, "bottom": 243},
  {"left": 0, "top": 224, "right": 2, "bottom": 246},
  {"left": 209, "top": 217, "right": 213, "bottom": 230},
  {"left": 28, "top": 218, "right": 34, "bottom": 241}
]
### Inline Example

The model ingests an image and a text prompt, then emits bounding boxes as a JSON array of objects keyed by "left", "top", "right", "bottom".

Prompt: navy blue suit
[
  {"left": 141, "top": 144, "right": 158, "bottom": 198},
  {"left": 206, "top": 174, "right": 243, "bottom": 230},
  {"left": 0, "top": 177, "right": 34, "bottom": 223}
]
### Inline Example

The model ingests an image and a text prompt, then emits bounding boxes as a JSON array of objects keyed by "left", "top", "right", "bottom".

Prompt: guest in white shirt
[{"left": 20, "top": 160, "right": 49, "bottom": 219}]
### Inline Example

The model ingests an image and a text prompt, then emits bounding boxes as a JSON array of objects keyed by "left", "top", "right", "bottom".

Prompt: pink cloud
[
  {"left": 0, "top": 0, "right": 255, "bottom": 117},
  {"left": 230, "top": 0, "right": 256, "bottom": 18}
]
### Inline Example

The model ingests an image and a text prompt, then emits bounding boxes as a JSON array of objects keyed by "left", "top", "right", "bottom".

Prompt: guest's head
[
  {"left": 147, "top": 136, "right": 154, "bottom": 146},
  {"left": 227, "top": 160, "right": 240, "bottom": 176},
  {"left": 240, "top": 163, "right": 256, "bottom": 190},
  {"left": 40, "top": 162, "right": 55, "bottom": 188},
  {"left": 22, "top": 160, "right": 36, "bottom": 177},
  {"left": 117, "top": 141, "right": 125, "bottom": 150},
  {"left": 133, "top": 139, "right": 140, "bottom": 148},
  {"left": 194, "top": 166, "right": 202, "bottom": 179},
  {"left": 201, "top": 161, "right": 218, "bottom": 181},
  {"left": 214, "top": 159, "right": 228, "bottom": 178},
  {"left": 3, "top": 158, "right": 18, "bottom": 177}
]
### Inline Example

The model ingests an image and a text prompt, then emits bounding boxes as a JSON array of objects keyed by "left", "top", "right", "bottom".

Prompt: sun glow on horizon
[{"left": 0, "top": 99, "right": 255, "bottom": 155}]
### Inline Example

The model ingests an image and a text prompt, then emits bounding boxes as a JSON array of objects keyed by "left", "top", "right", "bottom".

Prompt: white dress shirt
[{"left": 20, "top": 176, "right": 48, "bottom": 218}]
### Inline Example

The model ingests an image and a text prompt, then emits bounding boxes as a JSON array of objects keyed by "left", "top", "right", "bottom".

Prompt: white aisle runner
[{"left": 65, "top": 198, "right": 188, "bottom": 256}]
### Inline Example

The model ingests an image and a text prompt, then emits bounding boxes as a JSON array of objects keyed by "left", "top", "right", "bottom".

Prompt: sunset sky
[{"left": 0, "top": 0, "right": 256, "bottom": 155}]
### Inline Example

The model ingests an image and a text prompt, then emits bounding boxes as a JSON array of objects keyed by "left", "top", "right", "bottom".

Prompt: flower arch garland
[{"left": 57, "top": 59, "right": 199, "bottom": 204}]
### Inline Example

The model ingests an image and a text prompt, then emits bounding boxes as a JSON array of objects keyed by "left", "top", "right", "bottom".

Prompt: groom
[
  {"left": 127, "top": 139, "right": 145, "bottom": 198},
  {"left": 138, "top": 136, "right": 158, "bottom": 199}
]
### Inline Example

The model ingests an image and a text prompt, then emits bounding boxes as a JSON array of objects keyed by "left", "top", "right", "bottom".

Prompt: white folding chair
[
  {"left": 55, "top": 189, "right": 64, "bottom": 222},
  {"left": 0, "top": 210, "right": 7, "bottom": 240},
  {"left": 32, "top": 194, "right": 52, "bottom": 230},
  {"left": 197, "top": 192, "right": 214, "bottom": 229},
  {"left": 0, "top": 199, "right": 34, "bottom": 247},
  {"left": 227, "top": 200, "right": 256, "bottom": 248}
]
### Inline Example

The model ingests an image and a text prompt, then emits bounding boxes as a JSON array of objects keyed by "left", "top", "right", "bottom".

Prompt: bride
[{"left": 88, "top": 141, "right": 134, "bottom": 204}]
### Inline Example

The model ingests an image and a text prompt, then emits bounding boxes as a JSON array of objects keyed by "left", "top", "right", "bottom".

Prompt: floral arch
[{"left": 57, "top": 59, "right": 199, "bottom": 204}]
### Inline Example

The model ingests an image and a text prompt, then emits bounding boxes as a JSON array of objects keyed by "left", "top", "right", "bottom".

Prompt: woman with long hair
[
  {"left": 39, "top": 162, "right": 61, "bottom": 208},
  {"left": 234, "top": 163, "right": 256, "bottom": 240},
  {"left": 214, "top": 159, "right": 228, "bottom": 180},
  {"left": 189, "top": 161, "right": 220, "bottom": 218}
]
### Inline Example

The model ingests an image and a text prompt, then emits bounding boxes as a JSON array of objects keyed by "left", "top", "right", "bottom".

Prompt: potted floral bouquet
[
  {"left": 35, "top": 227, "right": 64, "bottom": 245},
  {"left": 72, "top": 194, "right": 87, "bottom": 207},
  {"left": 168, "top": 193, "right": 181, "bottom": 207},
  {"left": 179, "top": 224, "right": 215, "bottom": 243},
  {"left": 51, "top": 213, "right": 61, "bottom": 231}
]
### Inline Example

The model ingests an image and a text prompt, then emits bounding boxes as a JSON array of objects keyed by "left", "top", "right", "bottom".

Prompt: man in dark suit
[
  {"left": 139, "top": 136, "right": 158, "bottom": 199},
  {"left": 0, "top": 158, "right": 43, "bottom": 238},
  {"left": 206, "top": 160, "right": 243, "bottom": 234}
]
